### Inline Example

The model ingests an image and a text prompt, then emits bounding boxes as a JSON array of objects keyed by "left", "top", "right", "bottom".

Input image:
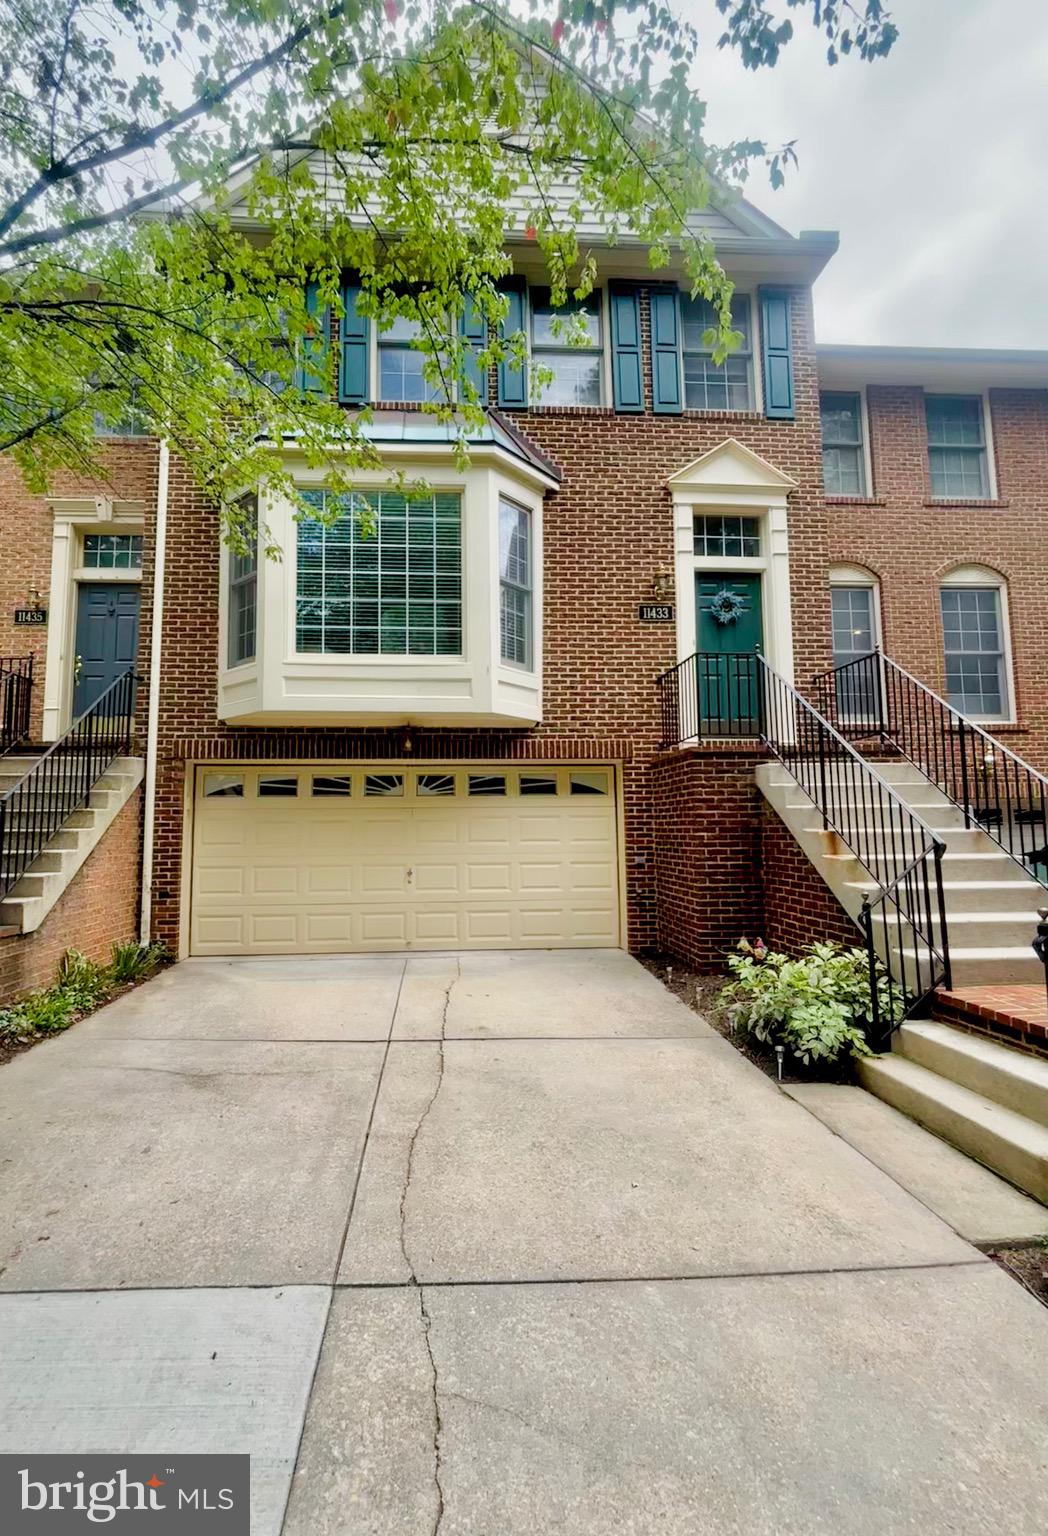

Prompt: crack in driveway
[{"left": 397, "top": 960, "right": 459, "bottom": 1536}]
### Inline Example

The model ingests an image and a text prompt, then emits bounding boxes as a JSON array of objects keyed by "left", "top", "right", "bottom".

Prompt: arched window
[
  {"left": 829, "top": 565, "right": 881, "bottom": 721},
  {"left": 939, "top": 565, "right": 1012, "bottom": 722},
  {"left": 829, "top": 565, "right": 880, "bottom": 665}
]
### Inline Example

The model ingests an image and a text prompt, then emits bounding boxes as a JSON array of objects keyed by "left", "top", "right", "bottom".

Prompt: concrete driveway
[{"left": 1, "top": 950, "right": 1046, "bottom": 1534}]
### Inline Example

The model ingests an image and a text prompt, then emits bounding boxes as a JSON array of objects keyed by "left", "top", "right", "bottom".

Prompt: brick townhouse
[{"left": 3, "top": 177, "right": 1048, "bottom": 1084}]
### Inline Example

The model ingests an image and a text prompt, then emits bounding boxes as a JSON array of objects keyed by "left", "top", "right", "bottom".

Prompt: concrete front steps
[
  {"left": 0, "top": 756, "right": 143, "bottom": 934},
  {"left": 756, "top": 760, "right": 1048, "bottom": 986},
  {"left": 859, "top": 1020, "right": 1048, "bottom": 1204}
]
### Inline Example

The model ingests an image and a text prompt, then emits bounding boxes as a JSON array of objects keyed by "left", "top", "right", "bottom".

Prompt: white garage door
[{"left": 190, "top": 764, "right": 620, "bottom": 955}]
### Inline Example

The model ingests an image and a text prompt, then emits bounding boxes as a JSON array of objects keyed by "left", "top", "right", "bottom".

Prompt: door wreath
[{"left": 709, "top": 587, "right": 746, "bottom": 625}]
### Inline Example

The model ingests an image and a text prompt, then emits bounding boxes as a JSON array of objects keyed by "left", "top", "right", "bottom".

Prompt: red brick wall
[
  {"left": 652, "top": 750, "right": 860, "bottom": 972},
  {"left": 825, "top": 384, "right": 1048, "bottom": 770},
  {"left": 652, "top": 745, "right": 765, "bottom": 969},
  {"left": 759, "top": 801, "right": 861, "bottom": 955},
  {"left": 148, "top": 284, "right": 827, "bottom": 954},
  {"left": 0, "top": 788, "right": 142, "bottom": 1004}
]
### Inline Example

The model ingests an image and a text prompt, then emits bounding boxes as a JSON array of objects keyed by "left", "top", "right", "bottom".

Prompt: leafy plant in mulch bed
[
  {"left": 0, "top": 941, "right": 168, "bottom": 1048},
  {"left": 718, "top": 938, "right": 903, "bottom": 1072}
]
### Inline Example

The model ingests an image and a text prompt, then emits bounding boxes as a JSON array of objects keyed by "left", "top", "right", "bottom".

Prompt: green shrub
[
  {"left": 1, "top": 987, "right": 77, "bottom": 1040},
  {"left": 108, "top": 939, "right": 168, "bottom": 984},
  {"left": 718, "top": 938, "right": 903, "bottom": 1069},
  {"left": 0, "top": 939, "right": 169, "bottom": 1047},
  {"left": 55, "top": 948, "right": 110, "bottom": 1010}
]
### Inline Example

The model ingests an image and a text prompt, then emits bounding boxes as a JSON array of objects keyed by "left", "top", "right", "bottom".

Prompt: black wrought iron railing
[
  {"left": 814, "top": 650, "right": 1048, "bottom": 886},
  {"left": 658, "top": 650, "right": 951, "bottom": 1044},
  {"left": 0, "top": 656, "right": 33, "bottom": 756},
  {"left": 0, "top": 667, "right": 136, "bottom": 901},
  {"left": 760, "top": 655, "right": 950, "bottom": 1043},
  {"left": 658, "top": 650, "right": 763, "bottom": 745}
]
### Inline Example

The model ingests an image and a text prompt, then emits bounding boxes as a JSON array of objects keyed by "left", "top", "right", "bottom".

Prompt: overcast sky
[{"left": 687, "top": 0, "right": 1048, "bottom": 347}]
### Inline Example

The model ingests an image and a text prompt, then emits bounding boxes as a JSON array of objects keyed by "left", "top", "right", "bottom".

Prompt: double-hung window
[
  {"left": 940, "top": 581, "right": 1008, "bottom": 719},
  {"left": 296, "top": 489, "right": 462, "bottom": 656},
  {"left": 680, "top": 294, "right": 753, "bottom": 411},
  {"left": 377, "top": 315, "right": 449, "bottom": 403},
  {"left": 820, "top": 392, "right": 866, "bottom": 495},
  {"left": 499, "top": 497, "right": 532, "bottom": 667},
  {"left": 227, "top": 497, "right": 258, "bottom": 666},
  {"left": 530, "top": 290, "right": 603, "bottom": 406},
  {"left": 830, "top": 581, "right": 878, "bottom": 720},
  {"left": 925, "top": 395, "right": 989, "bottom": 499}
]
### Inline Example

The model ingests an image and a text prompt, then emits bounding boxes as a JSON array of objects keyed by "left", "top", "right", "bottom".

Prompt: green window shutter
[
  {"left": 759, "top": 287, "right": 794, "bottom": 419},
  {"left": 609, "top": 284, "right": 643, "bottom": 412},
  {"left": 459, "top": 295, "right": 488, "bottom": 404},
  {"left": 650, "top": 289, "right": 682, "bottom": 415},
  {"left": 496, "top": 278, "right": 528, "bottom": 408},
  {"left": 338, "top": 282, "right": 370, "bottom": 405},
  {"left": 298, "top": 281, "right": 331, "bottom": 395}
]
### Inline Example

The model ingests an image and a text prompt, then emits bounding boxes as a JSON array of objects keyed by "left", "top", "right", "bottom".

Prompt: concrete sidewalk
[{"left": 1, "top": 950, "right": 1046, "bottom": 1534}]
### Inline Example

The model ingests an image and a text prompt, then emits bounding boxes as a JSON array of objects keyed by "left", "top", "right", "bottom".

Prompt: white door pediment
[{"left": 667, "top": 438, "right": 797, "bottom": 497}]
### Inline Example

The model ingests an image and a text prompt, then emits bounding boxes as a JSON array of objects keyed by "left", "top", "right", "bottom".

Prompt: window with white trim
[
  {"left": 820, "top": 392, "right": 866, "bottom": 495},
  {"left": 227, "top": 497, "right": 258, "bottom": 666},
  {"left": 377, "top": 315, "right": 449, "bottom": 403},
  {"left": 83, "top": 533, "right": 142, "bottom": 569},
  {"left": 296, "top": 489, "right": 462, "bottom": 656},
  {"left": 681, "top": 294, "right": 753, "bottom": 411},
  {"left": 925, "top": 395, "right": 989, "bottom": 499},
  {"left": 830, "top": 574, "right": 879, "bottom": 720},
  {"left": 530, "top": 290, "right": 603, "bottom": 405},
  {"left": 940, "top": 574, "right": 1009, "bottom": 720},
  {"left": 499, "top": 497, "right": 532, "bottom": 667}
]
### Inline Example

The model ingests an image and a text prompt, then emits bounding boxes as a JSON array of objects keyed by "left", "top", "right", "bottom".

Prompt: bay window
[
  {"left": 499, "top": 497, "right": 532, "bottom": 667},
  {"left": 296, "top": 489, "right": 462, "bottom": 656},
  {"left": 227, "top": 497, "right": 258, "bottom": 666}
]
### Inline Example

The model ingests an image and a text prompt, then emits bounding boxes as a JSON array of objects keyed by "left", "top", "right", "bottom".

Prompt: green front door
[{"left": 696, "top": 574, "right": 763, "bottom": 734}]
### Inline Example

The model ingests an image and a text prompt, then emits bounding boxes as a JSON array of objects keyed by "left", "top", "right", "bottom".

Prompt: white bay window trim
[{"left": 218, "top": 452, "right": 549, "bottom": 727}]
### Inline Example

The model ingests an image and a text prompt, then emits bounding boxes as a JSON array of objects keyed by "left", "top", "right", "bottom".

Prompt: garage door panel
[
  {"left": 360, "top": 911, "right": 410, "bottom": 944},
  {"left": 414, "top": 863, "right": 462, "bottom": 897},
  {"left": 195, "top": 867, "right": 245, "bottom": 897},
  {"left": 305, "top": 866, "right": 354, "bottom": 897},
  {"left": 250, "top": 864, "right": 302, "bottom": 896},
  {"left": 191, "top": 766, "right": 620, "bottom": 955}
]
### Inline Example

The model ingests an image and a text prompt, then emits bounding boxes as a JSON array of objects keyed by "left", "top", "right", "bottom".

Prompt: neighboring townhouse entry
[{"left": 72, "top": 584, "right": 140, "bottom": 716}]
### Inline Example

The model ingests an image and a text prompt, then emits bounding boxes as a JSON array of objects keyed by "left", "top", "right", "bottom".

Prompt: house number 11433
[{"left": 637, "top": 603, "right": 674, "bottom": 623}]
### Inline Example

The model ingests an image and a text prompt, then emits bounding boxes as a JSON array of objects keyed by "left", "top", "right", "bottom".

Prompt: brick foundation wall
[
  {"left": 0, "top": 789, "right": 143, "bottom": 1005},
  {"left": 652, "top": 749, "right": 861, "bottom": 972},
  {"left": 652, "top": 746, "right": 765, "bottom": 970},
  {"left": 759, "top": 801, "right": 861, "bottom": 955}
]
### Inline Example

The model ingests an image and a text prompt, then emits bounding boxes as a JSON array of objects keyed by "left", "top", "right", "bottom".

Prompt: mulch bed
[
  {"left": 640, "top": 953, "right": 852, "bottom": 1084},
  {"left": 0, "top": 968, "right": 169, "bottom": 1068},
  {"left": 988, "top": 1244, "right": 1048, "bottom": 1309}
]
